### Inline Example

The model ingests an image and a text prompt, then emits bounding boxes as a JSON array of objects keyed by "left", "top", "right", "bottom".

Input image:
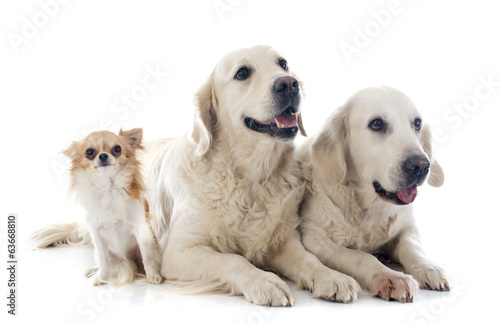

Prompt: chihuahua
[{"left": 61, "top": 128, "right": 162, "bottom": 286}]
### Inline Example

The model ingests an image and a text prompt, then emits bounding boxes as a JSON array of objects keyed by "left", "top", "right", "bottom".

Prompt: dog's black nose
[
  {"left": 404, "top": 155, "right": 430, "bottom": 177},
  {"left": 99, "top": 153, "right": 108, "bottom": 161},
  {"left": 273, "top": 76, "right": 299, "bottom": 95}
]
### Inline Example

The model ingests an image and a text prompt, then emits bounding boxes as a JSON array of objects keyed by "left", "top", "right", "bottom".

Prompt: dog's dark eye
[
  {"left": 85, "top": 148, "right": 95, "bottom": 159},
  {"left": 414, "top": 118, "right": 422, "bottom": 131},
  {"left": 112, "top": 145, "right": 121, "bottom": 156},
  {"left": 235, "top": 67, "right": 250, "bottom": 80},
  {"left": 369, "top": 118, "right": 384, "bottom": 131},
  {"left": 279, "top": 59, "right": 288, "bottom": 71}
]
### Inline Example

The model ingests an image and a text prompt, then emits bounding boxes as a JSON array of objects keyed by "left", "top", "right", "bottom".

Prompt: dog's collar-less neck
[{"left": 210, "top": 136, "right": 294, "bottom": 182}]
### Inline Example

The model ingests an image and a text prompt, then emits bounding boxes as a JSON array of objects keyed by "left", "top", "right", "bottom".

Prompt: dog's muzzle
[
  {"left": 373, "top": 155, "right": 430, "bottom": 205},
  {"left": 244, "top": 76, "right": 301, "bottom": 140},
  {"left": 95, "top": 153, "right": 114, "bottom": 168}
]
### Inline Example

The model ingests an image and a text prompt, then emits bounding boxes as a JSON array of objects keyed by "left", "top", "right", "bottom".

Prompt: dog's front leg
[
  {"left": 269, "top": 232, "right": 360, "bottom": 303},
  {"left": 162, "top": 241, "right": 294, "bottom": 306},
  {"left": 302, "top": 228, "right": 418, "bottom": 302},
  {"left": 88, "top": 227, "right": 110, "bottom": 286},
  {"left": 389, "top": 228, "right": 450, "bottom": 291}
]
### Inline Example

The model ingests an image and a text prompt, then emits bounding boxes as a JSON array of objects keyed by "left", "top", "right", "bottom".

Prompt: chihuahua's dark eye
[
  {"left": 112, "top": 145, "right": 121, "bottom": 156},
  {"left": 235, "top": 67, "right": 250, "bottom": 80},
  {"left": 279, "top": 59, "right": 288, "bottom": 71},
  {"left": 85, "top": 149, "right": 95, "bottom": 159},
  {"left": 369, "top": 118, "right": 384, "bottom": 131},
  {"left": 414, "top": 118, "right": 422, "bottom": 131}
]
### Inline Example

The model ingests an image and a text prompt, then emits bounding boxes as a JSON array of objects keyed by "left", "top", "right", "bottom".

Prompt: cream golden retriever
[
  {"left": 298, "top": 86, "right": 450, "bottom": 303},
  {"left": 142, "top": 45, "right": 360, "bottom": 305},
  {"left": 32, "top": 45, "right": 360, "bottom": 306}
]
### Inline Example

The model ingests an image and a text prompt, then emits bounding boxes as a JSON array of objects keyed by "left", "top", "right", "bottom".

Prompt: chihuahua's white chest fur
[{"left": 76, "top": 169, "right": 135, "bottom": 225}]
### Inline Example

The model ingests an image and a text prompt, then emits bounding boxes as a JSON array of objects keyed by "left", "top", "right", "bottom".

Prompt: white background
[{"left": 1, "top": 1, "right": 499, "bottom": 322}]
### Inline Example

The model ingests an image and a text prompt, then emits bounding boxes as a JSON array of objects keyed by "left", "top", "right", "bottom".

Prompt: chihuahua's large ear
[
  {"left": 420, "top": 123, "right": 444, "bottom": 187},
  {"left": 120, "top": 128, "right": 143, "bottom": 150},
  {"left": 310, "top": 110, "right": 348, "bottom": 186},
  {"left": 191, "top": 76, "right": 217, "bottom": 156},
  {"left": 62, "top": 141, "right": 80, "bottom": 161}
]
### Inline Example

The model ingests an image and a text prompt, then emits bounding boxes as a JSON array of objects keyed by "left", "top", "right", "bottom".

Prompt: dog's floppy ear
[
  {"left": 191, "top": 76, "right": 217, "bottom": 156},
  {"left": 119, "top": 128, "right": 143, "bottom": 150},
  {"left": 310, "top": 110, "right": 348, "bottom": 186},
  {"left": 292, "top": 72, "right": 307, "bottom": 137},
  {"left": 297, "top": 113, "right": 307, "bottom": 137},
  {"left": 420, "top": 123, "right": 444, "bottom": 187}
]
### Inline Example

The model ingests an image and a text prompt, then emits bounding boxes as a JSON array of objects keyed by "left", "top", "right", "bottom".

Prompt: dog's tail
[
  {"left": 29, "top": 222, "right": 93, "bottom": 249},
  {"left": 166, "top": 279, "right": 237, "bottom": 296}
]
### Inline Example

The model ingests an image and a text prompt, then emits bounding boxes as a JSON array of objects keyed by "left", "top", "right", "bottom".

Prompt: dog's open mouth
[
  {"left": 373, "top": 181, "right": 417, "bottom": 205},
  {"left": 244, "top": 107, "right": 298, "bottom": 139}
]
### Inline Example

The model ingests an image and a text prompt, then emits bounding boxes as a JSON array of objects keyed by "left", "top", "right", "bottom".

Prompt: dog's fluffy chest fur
[
  {"left": 303, "top": 184, "right": 413, "bottom": 253},
  {"left": 352, "top": 204, "right": 411, "bottom": 252},
  {"left": 180, "top": 148, "right": 305, "bottom": 265},
  {"left": 74, "top": 170, "right": 132, "bottom": 221}
]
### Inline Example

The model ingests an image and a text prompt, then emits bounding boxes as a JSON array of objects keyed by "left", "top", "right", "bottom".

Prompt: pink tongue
[
  {"left": 275, "top": 114, "right": 297, "bottom": 126},
  {"left": 397, "top": 185, "right": 417, "bottom": 204}
]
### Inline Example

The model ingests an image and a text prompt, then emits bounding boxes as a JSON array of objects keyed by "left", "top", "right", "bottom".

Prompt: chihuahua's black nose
[{"left": 98, "top": 153, "right": 108, "bottom": 161}]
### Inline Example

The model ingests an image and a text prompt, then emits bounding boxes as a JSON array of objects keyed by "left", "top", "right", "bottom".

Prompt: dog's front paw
[
  {"left": 241, "top": 272, "right": 294, "bottom": 306},
  {"left": 371, "top": 270, "right": 418, "bottom": 302},
  {"left": 84, "top": 266, "right": 99, "bottom": 278},
  {"left": 93, "top": 277, "right": 108, "bottom": 286},
  {"left": 147, "top": 273, "right": 163, "bottom": 284},
  {"left": 311, "top": 269, "right": 360, "bottom": 303},
  {"left": 92, "top": 271, "right": 109, "bottom": 286},
  {"left": 410, "top": 264, "right": 450, "bottom": 291}
]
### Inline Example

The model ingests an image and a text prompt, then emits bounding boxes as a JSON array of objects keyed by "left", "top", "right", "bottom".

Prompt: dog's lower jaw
[
  {"left": 373, "top": 181, "right": 417, "bottom": 205},
  {"left": 244, "top": 105, "right": 300, "bottom": 140},
  {"left": 244, "top": 118, "right": 298, "bottom": 140}
]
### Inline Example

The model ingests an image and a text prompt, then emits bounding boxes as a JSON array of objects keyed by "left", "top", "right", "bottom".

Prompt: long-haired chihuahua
[{"left": 32, "top": 128, "right": 162, "bottom": 286}]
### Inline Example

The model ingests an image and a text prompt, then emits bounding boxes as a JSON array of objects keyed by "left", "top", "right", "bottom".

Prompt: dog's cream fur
[
  {"left": 298, "top": 87, "right": 449, "bottom": 302},
  {"left": 142, "top": 45, "right": 360, "bottom": 305}
]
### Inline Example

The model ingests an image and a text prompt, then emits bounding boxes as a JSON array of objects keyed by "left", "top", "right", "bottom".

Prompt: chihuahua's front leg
[{"left": 88, "top": 226, "right": 110, "bottom": 286}]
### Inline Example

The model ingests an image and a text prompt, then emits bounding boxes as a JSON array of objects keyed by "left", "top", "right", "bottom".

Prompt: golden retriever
[
  {"left": 138, "top": 45, "right": 360, "bottom": 305},
  {"left": 298, "top": 86, "right": 449, "bottom": 302}
]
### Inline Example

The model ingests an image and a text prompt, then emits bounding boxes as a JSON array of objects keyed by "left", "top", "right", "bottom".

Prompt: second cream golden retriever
[{"left": 298, "top": 87, "right": 450, "bottom": 302}]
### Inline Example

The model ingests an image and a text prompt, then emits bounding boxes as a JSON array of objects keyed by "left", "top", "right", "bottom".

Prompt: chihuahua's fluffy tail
[{"left": 29, "top": 222, "right": 92, "bottom": 249}]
